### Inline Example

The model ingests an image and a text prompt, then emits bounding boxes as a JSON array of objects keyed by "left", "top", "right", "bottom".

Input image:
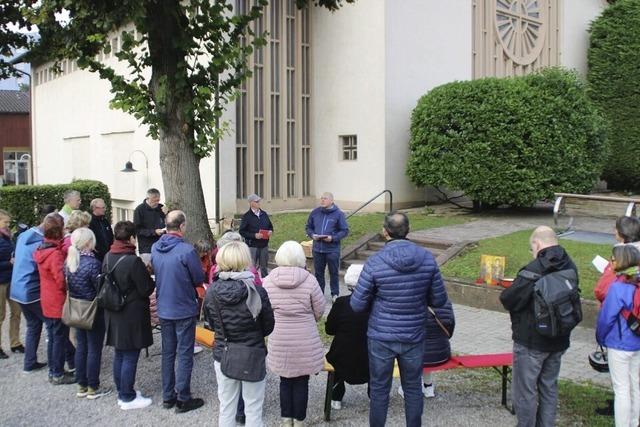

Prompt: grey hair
[
  {"left": 63, "top": 190, "right": 81, "bottom": 203},
  {"left": 217, "top": 231, "right": 243, "bottom": 248}
]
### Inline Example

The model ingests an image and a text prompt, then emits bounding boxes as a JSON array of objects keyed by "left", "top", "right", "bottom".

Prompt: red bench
[{"left": 323, "top": 352, "right": 513, "bottom": 422}]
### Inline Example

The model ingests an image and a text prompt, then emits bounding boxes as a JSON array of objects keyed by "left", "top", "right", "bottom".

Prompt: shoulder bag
[
  {"left": 62, "top": 272, "right": 98, "bottom": 330},
  {"left": 211, "top": 295, "right": 266, "bottom": 382}
]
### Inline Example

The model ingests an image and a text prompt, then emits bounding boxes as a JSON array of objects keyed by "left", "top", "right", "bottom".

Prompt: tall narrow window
[
  {"left": 253, "top": 1, "right": 265, "bottom": 197},
  {"left": 285, "top": 0, "right": 296, "bottom": 198},
  {"left": 236, "top": 0, "right": 249, "bottom": 199},
  {"left": 270, "top": 0, "right": 281, "bottom": 198},
  {"left": 301, "top": 7, "right": 311, "bottom": 196}
]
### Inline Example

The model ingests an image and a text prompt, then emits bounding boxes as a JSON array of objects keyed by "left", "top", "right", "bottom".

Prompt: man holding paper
[
  {"left": 305, "top": 192, "right": 349, "bottom": 302},
  {"left": 239, "top": 194, "right": 273, "bottom": 277}
]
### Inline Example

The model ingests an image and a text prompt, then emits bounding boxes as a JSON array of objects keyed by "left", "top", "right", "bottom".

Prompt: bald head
[
  {"left": 530, "top": 226, "right": 558, "bottom": 258},
  {"left": 166, "top": 210, "right": 186, "bottom": 232}
]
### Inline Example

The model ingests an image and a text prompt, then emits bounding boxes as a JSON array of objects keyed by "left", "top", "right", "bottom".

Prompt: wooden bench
[
  {"left": 553, "top": 192, "right": 640, "bottom": 234},
  {"left": 323, "top": 353, "right": 513, "bottom": 422}
]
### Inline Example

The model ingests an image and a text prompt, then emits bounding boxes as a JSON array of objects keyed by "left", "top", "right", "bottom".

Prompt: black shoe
[
  {"left": 0, "top": 349, "right": 8, "bottom": 359},
  {"left": 595, "top": 400, "right": 614, "bottom": 416},
  {"left": 175, "top": 398, "right": 204, "bottom": 414},
  {"left": 49, "top": 373, "right": 76, "bottom": 385},
  {"left": 11, "top": 344, "right": 25, "bottom": 353},
  {"left": 162, "top": 398, "right": 177, "bottom": 409},
  {"left": 23, "top": 361, "right": 47, "bottom": 373},
  {"left": 235, "top": 414, "right": 246, "bottom": 425}
]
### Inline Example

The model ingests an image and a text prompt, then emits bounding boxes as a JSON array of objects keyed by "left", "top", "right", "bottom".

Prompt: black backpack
[
  {"left": 518, "top": 269, "right": 582, "bottom": 337},
  {"left": 96, "top": 254, "right": 130, "bottom": 312}
]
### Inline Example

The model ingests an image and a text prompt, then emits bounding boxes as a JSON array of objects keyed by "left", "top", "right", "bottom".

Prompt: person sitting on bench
[
  {"left": 398, "top": 300, "right": 455, "bottom": 399},
  {"left": 325, "top": 264, "right": 370, "bottom": 410}
]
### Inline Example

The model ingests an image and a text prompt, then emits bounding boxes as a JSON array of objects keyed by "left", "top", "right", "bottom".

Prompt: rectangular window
[
  {"left": 341, "top": 135, "right": 358, "bottom": 161},
  {"left": 3, "top": 150, "right": 31, "bottom": 186}
]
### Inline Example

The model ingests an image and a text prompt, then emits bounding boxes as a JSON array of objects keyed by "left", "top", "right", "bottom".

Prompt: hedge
[
  {"left": 587, "top": 0, "right": 640, "bottom": 189},
  {"left": 407, "top": 67, "right": 608, "bottom": 207},
  {"left": 0, "top": 180, "right": 112, "bottom": 227}
]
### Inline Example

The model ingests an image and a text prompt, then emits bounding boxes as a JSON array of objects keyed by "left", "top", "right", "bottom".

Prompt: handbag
[
  {"left": 62, "top": 274, "right": 98, "bottom": 330},
  {"left": 211, "top": 295, "right": 266, "bottom": 382},
  {"left": 96, "top": 254, "right": 130, "bottom": 312}
]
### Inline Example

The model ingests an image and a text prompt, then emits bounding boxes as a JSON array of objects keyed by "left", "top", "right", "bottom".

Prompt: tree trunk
[
  {"left": 158, "top": 126, "right": 214, "bottom": 244},
  {"left": 146, "top": 0, "right": 214, "bottom": 244}
]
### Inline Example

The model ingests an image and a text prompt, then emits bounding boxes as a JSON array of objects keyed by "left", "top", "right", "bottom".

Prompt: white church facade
[{"left": 28, "top": 0, "right": 606, "bottom": 224}]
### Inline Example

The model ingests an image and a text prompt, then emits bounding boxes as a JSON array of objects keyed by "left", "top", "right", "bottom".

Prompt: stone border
[{"left": 444, "top": 277, "right": 599, "bottom": 329}]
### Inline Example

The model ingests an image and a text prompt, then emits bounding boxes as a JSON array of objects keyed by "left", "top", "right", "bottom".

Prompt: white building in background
[{"left": 28, "top": 0, "right": 607, "bottom": 223}]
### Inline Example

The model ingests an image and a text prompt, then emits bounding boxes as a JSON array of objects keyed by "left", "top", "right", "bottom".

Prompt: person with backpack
[
  {"left": 596, "top": 244, "right": 640, "bottom": 427},
  {"left": 64, "top": 228, "right": 111, "bottom": 400},
  {"left": 500, "top": 226, "right": 580, "bottom": 427},
  {"left": 103, "top": 221, "right": 155, "bottom": 410}
]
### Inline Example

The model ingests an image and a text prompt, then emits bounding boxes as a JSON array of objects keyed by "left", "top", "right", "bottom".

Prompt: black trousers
[
  {"left": 280, "top": 375, "right": 309, "bottom": 421},
  {"left": 332, "top": 372, "right": 370, "bottom": 401}
]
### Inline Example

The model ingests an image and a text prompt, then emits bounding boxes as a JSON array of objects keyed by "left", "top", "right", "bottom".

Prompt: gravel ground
[{"left": 0, "top": 311, "right": 518, "bottom": 427}]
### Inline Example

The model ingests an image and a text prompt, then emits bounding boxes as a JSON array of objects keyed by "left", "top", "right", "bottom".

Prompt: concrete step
[{"left": 365, "top": 241, "right": 446, "bottom": 256}]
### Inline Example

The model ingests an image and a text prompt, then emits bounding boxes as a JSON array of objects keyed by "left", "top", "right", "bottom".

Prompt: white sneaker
[
  {"left": 193, "top": 345, "right": 203, "bottom": 355},
  {"left": 331, "top": 400, "right": 342, "bottom": 410},
  {"left": 120, "top": 394, "right": 152, "bottom": 410},
  {"left": 331, "top": 295, "right": 338, "bottom": 303},
  {"left": 423, "top": 384, "right": 435, "bottom": 398},
  {"left": 118, "top": 391, "right": 143, "bottom": 408}
]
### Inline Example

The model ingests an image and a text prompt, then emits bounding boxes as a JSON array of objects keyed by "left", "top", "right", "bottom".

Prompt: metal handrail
[{"left": 346, "top": 190, "right": 393, "bottom": 220}]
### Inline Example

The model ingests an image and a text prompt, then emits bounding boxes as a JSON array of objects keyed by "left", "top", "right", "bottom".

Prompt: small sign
[{"left": 479, "top": 255, "right": 506, "bottom": 285}]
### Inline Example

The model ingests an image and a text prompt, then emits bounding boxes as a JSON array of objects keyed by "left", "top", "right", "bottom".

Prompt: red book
[{"left": 259, "top": 229, "right": 271, "bottom": 239}]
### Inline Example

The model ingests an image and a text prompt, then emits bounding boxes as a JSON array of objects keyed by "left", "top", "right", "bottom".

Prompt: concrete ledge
[{"left": 444, "top": 277, "right": 599, "bottom": 330}]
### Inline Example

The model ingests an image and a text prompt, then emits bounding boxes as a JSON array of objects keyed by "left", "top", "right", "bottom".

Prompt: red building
[{"left": 0, "top": 90, "right": 31, "bottom": 185}]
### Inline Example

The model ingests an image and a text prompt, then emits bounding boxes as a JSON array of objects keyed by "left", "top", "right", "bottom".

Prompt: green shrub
[
  {"left": 0, "top": 180, "right": 112, "bottom": 227},
  {"left": 588, "top": 0, "right": 640, "bottom": 190},
  {"left": 407, "top": 67, "right": 608, "bottom": 207}
]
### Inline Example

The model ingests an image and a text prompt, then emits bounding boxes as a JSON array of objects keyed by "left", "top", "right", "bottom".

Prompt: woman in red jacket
[
  {"left": 34, "top": 213, "right": 75, "bottom": 385},
  {"left": 594, "top": 216, "right": 640, "bottom": 303}
]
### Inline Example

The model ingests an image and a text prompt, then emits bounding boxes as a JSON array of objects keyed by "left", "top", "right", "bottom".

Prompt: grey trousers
[
  {"left": 249, "top": 246, "right": 269, "bottom": 278},
  {"left": 512, "top": 342, "right": 564, "bottom": 427}
]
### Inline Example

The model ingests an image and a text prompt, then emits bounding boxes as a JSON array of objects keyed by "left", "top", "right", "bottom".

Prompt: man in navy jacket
[
  {"left": 239, "top": 194, "right": 273, "bottom": 277},
  {"left": 151, "top": 210, "right": 205, "bottom": 414},
  {"left": 305, "top": 192, "right": 349, "bottom": 301},
  {"left": 351, "top": 212, "right": 447, "bottom": 427}
]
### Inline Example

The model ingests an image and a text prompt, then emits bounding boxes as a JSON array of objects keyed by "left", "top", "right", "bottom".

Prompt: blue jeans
[
  {"left": 19, "top": 302, "right": 45, "bottom": 371},
  {"left": 75, "top": 311, "right": 106, "bottom": 389},
  {"left": 368, "top": 338, "right": 423, "bottom": 427},
  {"left": 113, "top": 349, "right": 141, "bottom": 402},
  {"left": 160, "top": 317, "right": 196, "bottom": 402},
  {"left": 313, "top": 251, "right": 340, "bottom": 296},
  {"left": 45, "top": 318, "right": 75, "bottom": 377}
]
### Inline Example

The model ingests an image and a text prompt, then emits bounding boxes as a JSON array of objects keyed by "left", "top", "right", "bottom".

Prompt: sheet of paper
[{"left": 592, "top": 255, "right": 608, "bottom": 274}]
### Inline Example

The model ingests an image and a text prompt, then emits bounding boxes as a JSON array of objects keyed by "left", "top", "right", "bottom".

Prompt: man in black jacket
[
  {"left": 238, "top": 194, "right": 273, "bottom": 277},
  {"left": 133, "top": 189, "right": 166, "bottom": 265},
  {"left": 499, "top": 226, "right": 577, "bottom": 427},
  {"left": 88, "top": 198, "right": 113, "bottom": 261}
]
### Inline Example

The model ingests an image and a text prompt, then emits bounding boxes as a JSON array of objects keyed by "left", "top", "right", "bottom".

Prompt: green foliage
[
  {"left": 0, "top": 0, "right": 34, "bottom": 79},
  {"left": 407, "top": 68, "right": 608, "bottom": 207},
  {"left": 440, "top": 229, "right": 612, "bottom": 300},
  {"left": 0, "top": 180, "right": 112, "bottom": 228},
  {"left": 588, "top": 0, "right": 640, "bottom": 189}
]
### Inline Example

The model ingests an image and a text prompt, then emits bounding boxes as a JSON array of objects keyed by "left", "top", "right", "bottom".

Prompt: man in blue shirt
[{"left": 305, "top": 192, "right": 349, "bottom": 302}]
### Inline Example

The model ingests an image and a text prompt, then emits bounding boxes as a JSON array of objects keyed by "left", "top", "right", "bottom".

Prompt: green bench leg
[{"left": 324, "top": 371, "right": 335, "bottom": 422}]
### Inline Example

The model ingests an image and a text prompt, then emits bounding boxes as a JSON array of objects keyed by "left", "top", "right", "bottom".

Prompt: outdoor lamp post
[{"left": 121, "top": 150, "right": 149, "bottom": 189}]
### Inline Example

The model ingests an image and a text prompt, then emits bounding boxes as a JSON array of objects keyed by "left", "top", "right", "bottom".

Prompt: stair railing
[{"left": 345, "top": 189, "right": 393, "bottom": 220}]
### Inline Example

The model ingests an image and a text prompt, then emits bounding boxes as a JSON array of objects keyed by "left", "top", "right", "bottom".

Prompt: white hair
[
  {"left": 275, "top": 241, "right": 307, "bottom": 268},
  {"left": 66, "top": 228, "right": 96, "bottom": 273}
]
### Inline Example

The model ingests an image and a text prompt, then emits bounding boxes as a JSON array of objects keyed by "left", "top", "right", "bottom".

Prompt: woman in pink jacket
[{"left": 263, "top": 241, "right": 326, "bottom": 427}]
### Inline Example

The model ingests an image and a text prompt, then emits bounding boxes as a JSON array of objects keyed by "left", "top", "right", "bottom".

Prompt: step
[{"left": 366, "top": 241, "right": 445, "bottom": 256}]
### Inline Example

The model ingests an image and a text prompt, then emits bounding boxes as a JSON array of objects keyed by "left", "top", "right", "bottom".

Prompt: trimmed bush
[
  {"left": 588, "top": 0, "right": 640, "bottom": 189},
  {"left": 407, "top": 67, "right": 608, "bottom": 207},
  {"left": 0, "top": 180, "right": 112, "bottom": 227}
]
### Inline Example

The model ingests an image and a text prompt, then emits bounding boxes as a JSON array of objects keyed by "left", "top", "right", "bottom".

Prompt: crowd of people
[{"left": 0, "top": 188, "right": 639, "bottom": 426}]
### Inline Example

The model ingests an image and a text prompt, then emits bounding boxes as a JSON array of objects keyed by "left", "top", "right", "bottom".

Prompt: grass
[
  {"left": 557, "top": 379, "right": 614, "bottom": 426},
  {"left": 268, "top": 210, "right": 471, "bottom": 249},
  {"left": 441, "top": 229, "right": 612, "bottom": 300}
]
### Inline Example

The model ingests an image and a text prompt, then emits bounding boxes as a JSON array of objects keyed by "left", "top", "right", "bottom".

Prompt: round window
[{"left": 495, "top": 0, "right": 546, "bottom": 65}]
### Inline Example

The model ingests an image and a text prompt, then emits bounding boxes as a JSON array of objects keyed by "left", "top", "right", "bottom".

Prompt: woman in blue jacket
[
  {"left": 596, "top": 244, "right": 640, "bottom": 427},
  {"left": 64, "top": 228, "right": 111, "bottom": 400}
]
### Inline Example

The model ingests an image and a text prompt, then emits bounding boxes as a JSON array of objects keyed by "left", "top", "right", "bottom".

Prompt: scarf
[
  {"left": 109, "top": 240, "right": 137, "bottom": 254},
  {"left": 218, "top": 270, "right": 262, "bottom": 320},
  {"left": 616, "top": 266, "right": 640, "bottom": 281}
]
